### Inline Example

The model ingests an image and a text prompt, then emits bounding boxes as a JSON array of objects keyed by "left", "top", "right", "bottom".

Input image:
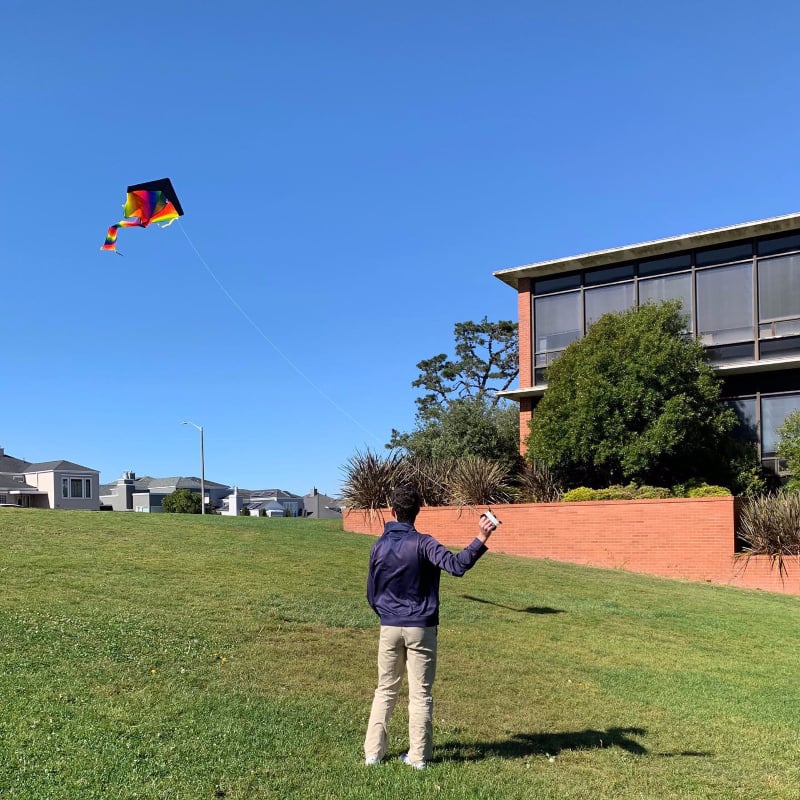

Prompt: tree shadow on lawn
[
  {"left": 461, "top": 594, "right": 565, "bottom": 615},
  {"left": 435, "top": 728, "right": 713, "bottom": 762}
]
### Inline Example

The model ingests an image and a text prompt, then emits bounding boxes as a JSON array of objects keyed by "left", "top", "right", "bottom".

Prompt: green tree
[
  {"left": 410, "top": 317, "right": 518, "bottom": 414},
  {"left": 525, "top": 301, "right": 737, "bottom": 488},
  {"left": 392, "top": 397, "right": 521, "bottom": 471},
  {"left": 777, "top": 410, "right": 800, "bottom": 492},
  {"left": 388, "top": 318, "right": 520, "bottom": 470},
  {"left": 162, "top": 488, "right": 202, "bottom": 514}
]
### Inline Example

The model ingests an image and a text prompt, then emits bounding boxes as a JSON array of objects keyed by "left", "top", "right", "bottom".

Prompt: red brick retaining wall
[{"left": 343, "top": 497, "right": 800, "bottom": 596}]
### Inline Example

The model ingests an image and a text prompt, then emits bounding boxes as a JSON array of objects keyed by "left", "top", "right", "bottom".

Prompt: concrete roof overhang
[{"left": 493, "top": 212, "right": 800, "bottom": 290}]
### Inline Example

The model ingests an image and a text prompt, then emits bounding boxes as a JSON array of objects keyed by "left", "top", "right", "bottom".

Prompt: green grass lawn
[{"left": 1, "top": 509, "right": 799, "bottom": 799}]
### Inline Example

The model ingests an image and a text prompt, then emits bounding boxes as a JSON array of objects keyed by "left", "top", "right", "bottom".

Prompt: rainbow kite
[{"left": 101, "top": 178, "right": 184, "bottom": 253}]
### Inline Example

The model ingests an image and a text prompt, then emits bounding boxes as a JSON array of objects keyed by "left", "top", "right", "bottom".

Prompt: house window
[{"left": 62, "top": 477, "right": 92, "bottom": 499}]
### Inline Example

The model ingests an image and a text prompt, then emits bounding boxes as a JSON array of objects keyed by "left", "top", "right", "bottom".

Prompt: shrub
[
  {"left": 447, "top": 456, "right": 512, "bottom": 506},
  {"left": 738, "top": 493, "right": 800, "bottom": 559},
  {"left": 341, "top": 449, "right": 403, "bottom": 510},
  {"left": 686, "top": 484, "right": 731, "bottom": 497},
  {"left": 515, "top": 460, "right": 563, "bottom": 503},
  {"left": 395, "top": 457, "right": 454, "bottom": 507},
  {"left": 562, "top": 487, "right": 598, "bottom": 503},
  {"left": 634, "top": 485, "right": 672, "bottom": 499},
  {"left": 594, "top": 484, "right": 637, "bottom": 501}
]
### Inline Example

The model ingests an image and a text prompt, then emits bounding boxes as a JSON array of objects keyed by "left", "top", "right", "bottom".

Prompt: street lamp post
[{"left": 181, "top": 421, "right": 205, "bottom": 515}]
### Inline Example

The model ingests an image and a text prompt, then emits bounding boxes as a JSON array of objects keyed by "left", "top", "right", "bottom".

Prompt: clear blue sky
[{"left": 3, "top": 1, "right": 799, "bottom": 496}]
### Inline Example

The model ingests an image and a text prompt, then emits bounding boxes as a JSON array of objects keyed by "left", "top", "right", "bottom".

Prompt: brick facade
[
  {"left": 516, "top": 278, "right": 532, "bottom": 455},
  {"left": 343, "top": 497, "right": 800, "bottom": 596}
]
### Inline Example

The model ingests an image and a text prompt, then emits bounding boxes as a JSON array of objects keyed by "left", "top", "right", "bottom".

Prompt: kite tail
[
  {"left": 101, "top": 224, "right": 121, "bottom": 252},
  {"left": 101, "top": 217, "right": 144, "bottom": 252}
]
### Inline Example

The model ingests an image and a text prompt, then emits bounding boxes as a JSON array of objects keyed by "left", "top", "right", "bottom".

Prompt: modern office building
[{"left": 494, "top": 212, "right": 800, "bottom": 474}]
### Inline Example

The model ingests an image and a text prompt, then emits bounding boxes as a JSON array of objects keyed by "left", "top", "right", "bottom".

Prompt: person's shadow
[
  {"left": 461, "top": 594, "right": 565, "bottom": 615},
  {"left": 435, "top": 728, "right": 712, "bottom": 762}
]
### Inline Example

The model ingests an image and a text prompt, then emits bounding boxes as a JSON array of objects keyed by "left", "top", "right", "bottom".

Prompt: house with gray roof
[
  {"left": 302, "top": 487, "right": 342, "bottom": 519},
  {"left": 100, "top": 472, "right": 230, "bottom": 512},
  {"left": 0, "top": 447, "right": 100, "bottom": 510},
  {"left": 220, "top": 487, "right": 303, "bottom": 517}
]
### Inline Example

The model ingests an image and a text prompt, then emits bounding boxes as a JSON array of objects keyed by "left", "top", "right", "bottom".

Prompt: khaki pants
[{"left": 364, "top": 625, "right": 438, "bottom": 763}]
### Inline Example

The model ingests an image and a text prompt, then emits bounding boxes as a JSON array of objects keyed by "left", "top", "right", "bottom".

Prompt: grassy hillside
[{"left": 1, "top": 509, "right": 799, "bottom": 799}]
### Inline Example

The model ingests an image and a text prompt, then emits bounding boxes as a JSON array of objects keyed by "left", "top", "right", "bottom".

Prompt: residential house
[
  {"left": 0, "top": 447, "right": 100, "bottom": 510},
  {"left": 220, "top": 487, "right": 303, "bottom": 517},
  {"left": 494, "top": 211, "right": 800, "bottom": 471},
  {"left": 100, "top": 472, "right": 230, "bottom": 512},
  {"left": 302, "top": 487, "right": 342, "bottom": 518}
]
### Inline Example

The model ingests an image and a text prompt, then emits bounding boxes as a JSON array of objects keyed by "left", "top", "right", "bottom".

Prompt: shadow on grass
[
  {"left": 435, "top": 727, "right": 711, "bottom": 762},
  {"left": 461, "top": 594, "right": 565, "bottom": 615}
]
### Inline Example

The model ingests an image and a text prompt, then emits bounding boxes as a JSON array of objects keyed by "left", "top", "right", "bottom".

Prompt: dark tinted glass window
[
  {"left": 583, "top": 264, "right": 634, "bottom": 286},
  {"left": 726, "top": 397, "right": 758, "bottom": 443},
  {"left": 638, "top": 253, "right": 691, "bottom": 276},
  {"left": 534, "top": 273, "right": 580, "bottom": 294},
  {"left": 705, "top": 343, "right": 756, "bottom": 363},
  {"left": 695, "top": 242, "right": 753, "bottom": 267},
  {"left": 762, "top": 393, "right": 800, "bottom": 455},
  {"left": 760, "top": 336, "right": 800, "bottom": 358},
  {"left": 757, "top": 233, "right": 800, "bottom": 257}
]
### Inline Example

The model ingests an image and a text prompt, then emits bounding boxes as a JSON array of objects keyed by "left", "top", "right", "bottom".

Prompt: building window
[
  {"left": 638, "top": 253, "right": 692, "bottom": 277},
  {"left": 585, "top": 282, "right": 635, "bottom": 328},
  {"left": 534, "top": 291, "right": 581, "bottom": 383},
  {"left": 638, "top": 273, "right": 693, "bottom": 331},
  {"left": 695, "top": 242, "right": 753, "bottom": 267},
  {"left": 757, "top": 253, "right": 800, "bottom": 341},
  {"left": 62, "top": 477, "right": 92, "bottom": 499},
  {"left": 696, "top": 262, "right": 754, "bottom": 347},
  {"left": 761, "top": 393, "right": 800, "bottom": 456},
  {"left": 584, "top": 264, "right": 634, "bottom": 286},
  {"left": 757, "top": 232, "right": 800, "bottom": 258},
  {"left": 727, "top": 397, "right": 758, "bottom": 443}
]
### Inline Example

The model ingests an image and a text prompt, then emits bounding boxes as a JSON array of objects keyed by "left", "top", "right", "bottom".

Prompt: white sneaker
[
  {"left": 364, "top": 756, "right": 381, "bottom": 766},
  {"left": 400, "top": 753, "right": 426, "bottom": 770}
]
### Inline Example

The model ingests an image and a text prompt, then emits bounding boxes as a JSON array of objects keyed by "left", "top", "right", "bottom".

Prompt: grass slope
[{"left": 1, "top": 509, "right": 799, "bottom": 799}]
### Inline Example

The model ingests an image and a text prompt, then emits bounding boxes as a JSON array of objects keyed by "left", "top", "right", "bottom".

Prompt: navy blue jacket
[{"left": 367, "top": 521, "right": 488, "bottom": 627}]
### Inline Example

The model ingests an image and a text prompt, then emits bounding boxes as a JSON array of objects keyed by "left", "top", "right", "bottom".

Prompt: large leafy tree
[
  {"left": 526, "top": 301, "right": 737, "bottom": 488},
  {"left": 389, "top": 318, "right": 520, "bottom": 470}
]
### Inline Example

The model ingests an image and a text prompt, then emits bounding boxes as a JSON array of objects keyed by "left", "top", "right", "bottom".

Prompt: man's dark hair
[{"left": 391, "top": 484, "right": 421, "bottom": 523}]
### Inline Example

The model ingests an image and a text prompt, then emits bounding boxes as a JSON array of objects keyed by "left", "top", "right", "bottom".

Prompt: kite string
[
  {"left": 178, "top": 222, "right": 489, "bottom": 521},
  {"left": 177, "top": 221, "right": 381, "bottom": 444}
]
